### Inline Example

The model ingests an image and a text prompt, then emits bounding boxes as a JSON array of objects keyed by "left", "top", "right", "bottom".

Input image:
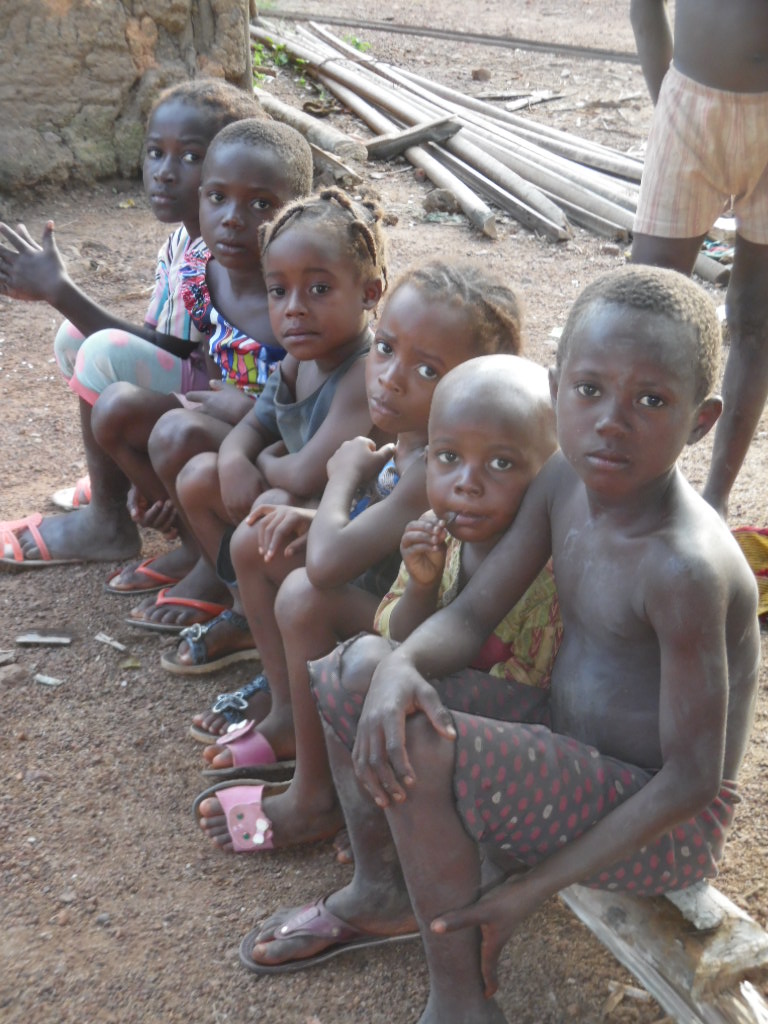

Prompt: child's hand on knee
[
  {"left": 246, "top": 503, "right": 314, "bottom": 561},
  {"left": 219, "top": 460, "right": 266, "bottom": 525},
  {"left": 353, "top": 654, "right": 456, "bottom": 807},
  {"left": 401, "top": 512, "right": 448, "bottom": 587},
  {"left": 184, "top": 383, "right": 253, "bottom": 425}
]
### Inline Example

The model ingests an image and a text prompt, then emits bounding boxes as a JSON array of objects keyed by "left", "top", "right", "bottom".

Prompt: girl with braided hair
[
  {"left": 153, "top": 188, "right": 390, "bottom": 667},
  {"left": 191, "top": 259, "right": 532, "bottom": 858}
]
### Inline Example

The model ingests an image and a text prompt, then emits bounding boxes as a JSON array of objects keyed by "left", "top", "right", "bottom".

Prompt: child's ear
[
  {"left": 687, "top": 395, "right": 723, "bottom": 445},
  {"left": 548, "top": 366, "right": 559, "bottom": 406},
  {"left": 362, "top": 277, "right": 384, "bottom": 310}
]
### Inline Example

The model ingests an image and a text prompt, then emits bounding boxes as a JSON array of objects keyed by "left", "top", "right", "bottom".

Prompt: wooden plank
[
  {"left": 366, "top": 116, "right": 462, "bottom": 160},
  {"left": 561, "top": 884, "right": 768, "bottom": 1024}
]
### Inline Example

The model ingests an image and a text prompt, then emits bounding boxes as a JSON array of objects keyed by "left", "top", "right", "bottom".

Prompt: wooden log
[
  {"left": 252, "top": 25, "right": 570, "bottom": 239},
  {"left": 290, "top": 40, "right": 572, "bottom": 238},
  {"left": 561, "top": 884, "right": 768, "bottom": 1023},
  {"left": 319, "top": 77, "right": 497, "bottom": 237},
  {"left": 308, "top": 143, "right": 362, "bottom": 186},
  {"left": 396, "top": 65, "right": 645, "bottom": 181},
  {"left": 694, "top": 252, "right": 731, "bottom": 287},
  {"left": 433, "top": 148, "right": 576, "bottom": 241},
  {"left": 366, "top": 116, "right": 462, "bottom": 160},
  {"left": 252, "top": 86, "right": 368, "bottom": 162}
]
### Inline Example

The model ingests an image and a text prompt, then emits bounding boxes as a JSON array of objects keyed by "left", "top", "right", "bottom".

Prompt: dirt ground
[{"left": 1, "top": 3, "right": 768, "bottom": 1023}]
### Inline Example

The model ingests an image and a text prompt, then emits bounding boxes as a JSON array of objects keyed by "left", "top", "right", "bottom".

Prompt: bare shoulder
[{"left": 643, "top": 485, "right": 757, "bottom": 631}]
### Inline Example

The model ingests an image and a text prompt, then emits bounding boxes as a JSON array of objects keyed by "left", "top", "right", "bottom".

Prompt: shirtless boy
[
  {"left": 241, "top": 266, "right": 759, "bottom": 1024},
  {"left": 631, "top": 0, "right": 768, "bottom": 516}
]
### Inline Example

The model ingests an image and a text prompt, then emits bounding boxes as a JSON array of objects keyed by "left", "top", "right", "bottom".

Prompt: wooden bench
[{"left": 560, "top": 882, "right": 768, "bottom": 1023}]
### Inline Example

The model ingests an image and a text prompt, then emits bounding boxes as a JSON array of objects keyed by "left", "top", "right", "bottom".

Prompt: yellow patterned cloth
[
  {"left": 732, "top": 527, "right": 768, "bottom": 619},
  {"left": 374, "top": 534, "right": 562, "bottom": 689}
]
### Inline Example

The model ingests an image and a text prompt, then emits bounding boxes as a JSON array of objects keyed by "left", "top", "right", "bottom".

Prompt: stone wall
[{"left": 0, "top": 0, "right": 253, "bottom": 191}]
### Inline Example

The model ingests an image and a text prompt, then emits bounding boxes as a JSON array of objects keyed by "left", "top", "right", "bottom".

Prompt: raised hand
[
  {"left": 0, "top": 221, "right": 68, "bottom": 303},
  {"left": 400, "top": 511, "right": 448, "bottom": 587},
  {"left": 326, "top": 437, "right": 396, "bottom": 485}
]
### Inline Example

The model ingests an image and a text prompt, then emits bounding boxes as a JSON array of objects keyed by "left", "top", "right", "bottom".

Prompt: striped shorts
[{"left": 634, "top": 64, "right": 768, "bottom": 244}]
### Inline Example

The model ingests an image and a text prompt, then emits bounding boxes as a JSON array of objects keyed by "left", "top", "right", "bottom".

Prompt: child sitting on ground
[
  {"left": 240, "top": 266, "right": 759, "bottom": 1024},
  {"left": 191, "top": 284, "right": 558, "bottom": 859},
  {"left": 128, "top": 188, "right": 389, "bottom": 648},
  {"left": 0, "top": 79, "right": 262, "bottom": 568},
  {"left": 91, "top": 119, "right": 313, "bottom": 604}
]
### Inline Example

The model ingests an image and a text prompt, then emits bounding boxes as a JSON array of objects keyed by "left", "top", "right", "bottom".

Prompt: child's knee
[
  {"left": 230, "top": 518, "right": 264, "bottom": 575},
  {"left": 53, "top": 320, "right": 84, "bottom": 379},
  {"left": 92, "top": 382, "right": 140, "bottom": 442},
  {"left": 338, "top": 634, "right": 393, "bottom": 696},
  {"left": 176, "top": 452, "right": 218, "bottom": 510},
  {"left": 149, "top": 409, "right": 199, "bottom": 479},
  {"left": 275, "top": 569, "right": 316, "bottom": 630}
]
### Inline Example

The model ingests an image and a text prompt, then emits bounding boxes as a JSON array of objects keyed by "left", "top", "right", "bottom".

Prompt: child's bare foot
[
  {"left": 161, "top": 610, "right": 257, "bottom": 673},
  {"left": 194, "top": 780, "right": 342, "bottom": 852},
  {"left": 243, "top": 884, "right": 417, "bottom": 972},
  {"left": 2, "top": 506, "right": 140, "bottom": 565},
  {"left": 190, "top": 677, "right": 272, "bottom": 741}
]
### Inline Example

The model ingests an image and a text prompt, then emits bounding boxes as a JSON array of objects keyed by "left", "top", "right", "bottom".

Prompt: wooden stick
[
  {"left": 253, "top": 85, "right": 368, "bottom": 162},
  {"left": 290, "top": 38, "right": 572, "bottom": 237},
  {"left": 252, "top": 25, "right": 565, "bottom": 238},
  {"left": 433, "top": 149, "right": 578, "bottom": 241},
  {"left": 320, "top": 77, "right": 497, "bottom": 237},
  {"left": 366, "top": 116, "right": 462, "bottom": 160},
  {"left": 308, "top": 143, "right": 362, "bottom": 186}
]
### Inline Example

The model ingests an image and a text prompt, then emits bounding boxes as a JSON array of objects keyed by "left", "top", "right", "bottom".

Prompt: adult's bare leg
[{"left": 702, "top": 236, "right": 768, "bottom": 516}]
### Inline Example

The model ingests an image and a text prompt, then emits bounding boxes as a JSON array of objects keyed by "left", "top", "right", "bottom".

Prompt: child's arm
[
  {"left": 0, "top": 221, "right": 194, "bottom": 356},
  {"left": 630, "top": 0, "right": 673, "bottom": 102},
  {"left": 305, "top": 439, "right": 430, "bottom": 589},
  {"left": 255, "top": 358, "right": 374, "bottom": 501},
  {"left": 380, "top": 514, "right": 449, "bottom": 641},
  {"left": 216, "top": 397, "right": 279, "bottom": 524},
  {"left": 431, "top": 555, "right": 750, "bottom": 998}
]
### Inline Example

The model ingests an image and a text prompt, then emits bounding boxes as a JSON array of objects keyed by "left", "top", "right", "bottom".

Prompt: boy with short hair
[{"left": 241, "top": 266, "right": 759, "bottom": 1024}]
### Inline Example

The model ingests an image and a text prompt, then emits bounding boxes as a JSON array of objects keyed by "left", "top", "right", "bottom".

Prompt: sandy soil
[{"left": 1, "top": 3, "right": 767, "bottom": 1023}]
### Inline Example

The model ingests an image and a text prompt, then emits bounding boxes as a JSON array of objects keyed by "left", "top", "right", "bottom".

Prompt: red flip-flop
[
  {"left": 0, "top": 513, "right": 82, "bottom": 569},
  {"left": 125, "top": 587, "right": 229, "bottom": 634},
  {"left": 105, "top": 556, "right": 182, "bottom": 595}
]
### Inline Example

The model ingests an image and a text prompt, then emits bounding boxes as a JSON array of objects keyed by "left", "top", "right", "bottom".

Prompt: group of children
[{"left": 0, "top": 67, "right": 761, "bottom": 1024}]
